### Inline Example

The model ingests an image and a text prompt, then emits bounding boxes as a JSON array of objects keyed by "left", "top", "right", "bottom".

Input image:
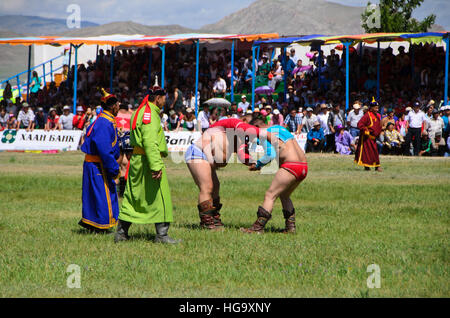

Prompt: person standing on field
[
  {"left": 79, "top": 89, "right": 120, "bottom": 232},
  {"left": 115, "top": 87, "right": 180, "bottom": 244},
  {"left": 354, "top": 98, "right": 382, "bottom": 172}
]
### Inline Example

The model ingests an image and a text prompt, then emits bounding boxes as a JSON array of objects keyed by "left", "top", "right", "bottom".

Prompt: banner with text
[{"left": 0, "top": 129, "right": 82, "bottom": 151}]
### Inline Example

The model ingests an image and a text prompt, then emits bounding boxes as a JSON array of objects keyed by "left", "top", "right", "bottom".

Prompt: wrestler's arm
[{"left": 254, "top": 139, "right": 277, "bottom": 170}]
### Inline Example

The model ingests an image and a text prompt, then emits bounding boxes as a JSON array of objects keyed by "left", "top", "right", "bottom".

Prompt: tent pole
[
  {"left": 318, "top": 45, "right": 322, "bottom": 90},
  {"left": 195, "top": 40, "right": 200, "bottom": 118},
  {"left": 444, "top": 36, "right": 449, "bottom": 105},
  {"left": 95, "top": 45, "right": 99, "bottom": 65},
  {"left": 270, "top": 47, "right": 275, "bottom": 69},
  {"left": 252, "top": 45, "right": 256, "bottom": 111},
  {"left": 410, "top": 44, "right": 415, "bottom": 81},
  {"left": 283, "top": 46, "right": 287, "bottom": 102},
  {"left": 73, "top": 45, "right": 79, "bottom": 114},
  {"left": 231, "top": 39, "right": 235, "bottom": 103},
  {"left": 343, "top": 41, "right": 351, "bottom": 121},
  {"left": 26, "top": 45, "right": 32, "bottom": 103},
  {"left": 160, "top": 44, "right": 166, "bottom": 89}
]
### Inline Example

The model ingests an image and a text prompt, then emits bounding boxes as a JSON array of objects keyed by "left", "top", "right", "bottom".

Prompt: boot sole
[
  {"left": 240, "top": 227, "right": 263, "bottom": 234},
  {"left": 114, "top": 235, "right": 130, "bottom": 243}
]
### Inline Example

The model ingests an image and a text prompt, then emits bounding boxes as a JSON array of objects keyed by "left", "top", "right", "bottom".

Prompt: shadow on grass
[
  {"left": 176, "top": 223, "right": 286, "bottom": 234},
  {"left": 129, "top": 232, "right": 157, "bottom": 241},
  {"left": 71, "top": 228, "right": 114, "bottom": 236},
  {"left": 72, "top": 228, "right": 158, "bottom": 241}
]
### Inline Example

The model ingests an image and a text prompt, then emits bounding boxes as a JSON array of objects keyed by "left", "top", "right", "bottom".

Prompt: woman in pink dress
[{"left": 396, "top": 112, "right": 408, "bottom": 138}]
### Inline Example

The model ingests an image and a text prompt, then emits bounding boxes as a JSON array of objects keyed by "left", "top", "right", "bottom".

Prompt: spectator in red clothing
[
  {"left": 73, "top": 106, "right": 86, "bottom": 130},
  {"left": 45, "top": 108, "right": 61, "bottom": 131}
]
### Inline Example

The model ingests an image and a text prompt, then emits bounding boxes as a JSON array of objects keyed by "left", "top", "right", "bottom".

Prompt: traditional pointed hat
[
  {"left": 369, "top": 96, "right": 379, "bottom": 107},
  {"left": 101, "top": 88, "right": 117, "bottom": 104}
]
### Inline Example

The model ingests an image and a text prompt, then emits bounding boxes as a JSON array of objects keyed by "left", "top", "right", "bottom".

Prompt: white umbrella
[{"left": 204, "top": 98, "right": 231, "bottom": 107}]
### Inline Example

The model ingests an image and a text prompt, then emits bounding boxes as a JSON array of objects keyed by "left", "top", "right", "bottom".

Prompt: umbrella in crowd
[
  {"left": 204, "top": 98, "right": 231, "bottom": 107},
  {"left": 255, "top": 86, "right": 275, "bottom": 95}
]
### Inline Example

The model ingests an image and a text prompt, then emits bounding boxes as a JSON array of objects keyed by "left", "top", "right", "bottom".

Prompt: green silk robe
[{"left": 119, "top": 101, "right": 173, "bottom": 224}]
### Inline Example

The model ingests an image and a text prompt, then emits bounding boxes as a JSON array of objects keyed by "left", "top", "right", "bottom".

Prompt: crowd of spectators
[{"left": 1, "top": 42, "right": 449, "bottom": 156}]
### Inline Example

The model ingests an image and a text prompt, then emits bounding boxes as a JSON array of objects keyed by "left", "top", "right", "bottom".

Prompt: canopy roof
[
  {"left": 255, "top": 31, "right": 450, "bottom": 47},
  {"left": 0, "top": 33, "right": 279, "bottom": 47}
]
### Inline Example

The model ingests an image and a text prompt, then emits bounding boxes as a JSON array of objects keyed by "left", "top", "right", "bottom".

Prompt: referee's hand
[{"left": 152, "top": 170, "right": 162, "bottom": 180}]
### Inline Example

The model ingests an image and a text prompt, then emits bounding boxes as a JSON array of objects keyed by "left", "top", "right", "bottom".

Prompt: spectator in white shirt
[
  {"left": 17, "top": 103, "right": 35, "bottom": 130},
  {"left": 427, "top": 109, "right": 445, "bottom": 153},
  {"left": 300, "top": 107, "right": 317, "bottom": 133},
  {"left": 160, "top": 111, "right": 169, "bottom": 131},
  {"left": 405, "top": 102, "right": 429, "bottom": 156},
  {"left": 60, "top": 105, "right": 74, "bottom": 130},
  {"left": 213, "top": 75, "right": 227, "bottom": 97},
  {"left": 197, "top": 104, "right": 210, "bottom": 132},
  {"left": 317, "top": 104, "right": 331, "bottom": 151},
  {"left": 238, "top": 95, "right": 250, "bottom": 113},
  {"left": 347, "top": 103, "right": 364, "bottom": 138}
]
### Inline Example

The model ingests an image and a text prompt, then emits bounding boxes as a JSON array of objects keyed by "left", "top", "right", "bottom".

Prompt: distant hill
[
  {"left": 0, "top": 15, "right": 98, "bottom": 36},
  {"left": 201, "top": 0, "right": 365, "bottom": 35},
  {"left": 61, "top": 21, "right": 194, "bottom": 36},
  {"left": 0, "top": 29, "right": 31, "bottom": 84}
]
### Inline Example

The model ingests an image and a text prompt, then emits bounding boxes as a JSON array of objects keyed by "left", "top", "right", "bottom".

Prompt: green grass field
[{"left": 0, "top": 152, "right": 449, "bottom": 297}]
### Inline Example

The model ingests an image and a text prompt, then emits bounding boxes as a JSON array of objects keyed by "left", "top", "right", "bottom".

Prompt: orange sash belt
[
  {"left": 84, "top": 154, "right": 102, "bottom": 163},
  {"left": 133, "top": 146, "right": 145, "bottom": 155}
]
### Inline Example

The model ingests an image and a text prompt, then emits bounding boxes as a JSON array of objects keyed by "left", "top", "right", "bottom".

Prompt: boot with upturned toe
[
  {"left": 198, "top": 199, "right": 222, "bottom": 231},
  {"left": 240, "top": 206, "right": 272, "bottom": 234},
  {"left": 212, "top": 197, "right": 224, "bottom": 228},
  {"left": 114, "top": 219, "right": 131, "bottom": 243},
  {"left": 282, "top": 209, "right": 296, "bottom": 234},
  {"left": 154, "top": 222, "right": 181, "bottom": 244}
]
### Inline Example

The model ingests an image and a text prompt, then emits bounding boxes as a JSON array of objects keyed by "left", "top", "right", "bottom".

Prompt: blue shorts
[{"left": 185, "top": 144, "right": 207, "bottom": 162}]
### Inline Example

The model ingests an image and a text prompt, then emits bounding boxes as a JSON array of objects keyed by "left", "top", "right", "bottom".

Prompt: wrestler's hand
[
  {"left": 152, "top": 170, "right": 162, "bottom": 179},
  {"left": 249, "top": 163, "right": 260, "bottom": 171}
]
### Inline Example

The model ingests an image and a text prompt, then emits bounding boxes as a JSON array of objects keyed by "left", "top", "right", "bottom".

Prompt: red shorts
[{"left": 281, "top": 162, "right": 308, "bottom": 181}]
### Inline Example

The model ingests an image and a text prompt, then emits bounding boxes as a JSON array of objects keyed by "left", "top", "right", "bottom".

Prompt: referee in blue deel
[{"left": 79, "top": 89, "right": 121, "bottom": 232}]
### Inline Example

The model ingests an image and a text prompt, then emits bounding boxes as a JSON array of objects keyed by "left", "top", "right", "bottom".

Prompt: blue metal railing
[{"left": 0, "top": 54, "right": 65, "bottom": 98}]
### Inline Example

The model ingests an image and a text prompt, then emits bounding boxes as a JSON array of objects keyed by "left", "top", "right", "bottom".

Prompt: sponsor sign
[
  {"left": 164, "top": 131, "right": 201, "bottom": 152},
  {"left": 0, "top": 129, "right": 82, "bottom": 151}
]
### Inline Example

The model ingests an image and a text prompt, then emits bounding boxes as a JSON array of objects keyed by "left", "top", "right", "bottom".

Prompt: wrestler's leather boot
[
  {"left": 198, "top": 199, "right": 220, "bottom": 230},
  {"left": 282, "top": 209, "right": 296, "bottom": 234},
  {"left": 241, "top": 206, "right": 272, "bottom": 234},
  {"left": 212, "top": 197, "right": 224, "bottom": 228},
  {"left": 114, "top": 219, "right": 131, "bottom": 243},
  {"left": 154, "top": 223, "right": 181, "bottom": 244}
]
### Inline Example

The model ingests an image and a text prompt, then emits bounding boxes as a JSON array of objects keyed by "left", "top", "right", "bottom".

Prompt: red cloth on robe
[{"left": 354, "top": 111, "right": 382, "bottom": 167}]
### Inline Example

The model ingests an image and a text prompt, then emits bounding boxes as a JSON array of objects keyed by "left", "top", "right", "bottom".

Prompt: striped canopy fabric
[
  {"left": 254, "top": 31, "right": 449, "bottom": 47},
  {"left": 0, "top": 33, "right": 279, "bottom": 47}
]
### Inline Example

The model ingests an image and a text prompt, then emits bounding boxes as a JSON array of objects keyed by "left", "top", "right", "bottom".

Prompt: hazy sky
[{"left": 0, "top": 0, "right": 448, "bottom": 29}]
